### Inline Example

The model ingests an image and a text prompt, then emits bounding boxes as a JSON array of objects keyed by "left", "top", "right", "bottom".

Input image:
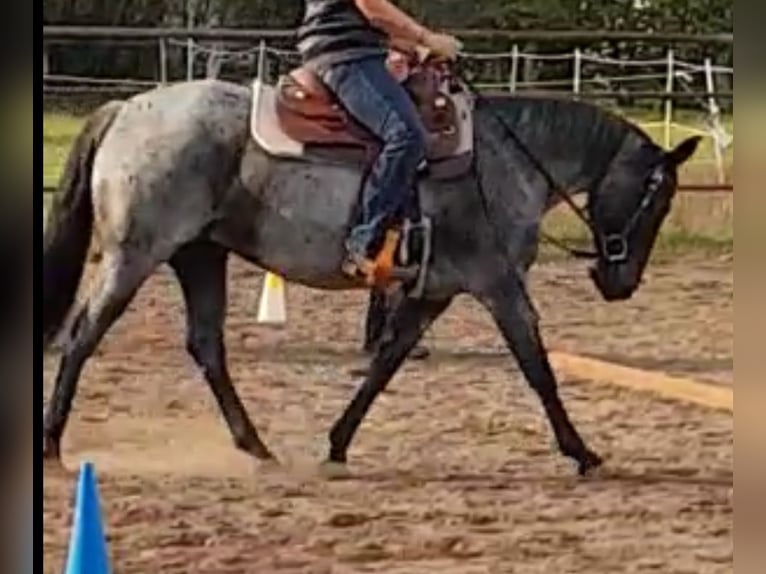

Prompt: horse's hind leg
[
  {"left": 363, "top": 289, "right": 389, "bottom": 353},
  {"left": 328, "top": 296, "right": 451, "bottom": 466},
  {"left": 170, "top": 242, "right": 274, "bottom": 461},
  {"left": 363, "top": 288, "right": 432, "bottom": 360},
  {"left": 43, "top": 249, "right": 156, "bottom": 462}
]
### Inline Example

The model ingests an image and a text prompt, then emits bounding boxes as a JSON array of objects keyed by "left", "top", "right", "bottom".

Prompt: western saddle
[
  {"left": 271, "top": 55, "right": 473, "bottom": 175},
  {"left": 248, "top": 54, "right": 473, "bottom": 290}
]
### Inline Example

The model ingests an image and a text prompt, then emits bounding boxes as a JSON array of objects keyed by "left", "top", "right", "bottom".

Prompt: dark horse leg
[
  {"left": 43, "top": 249, "right": 155, "bottom": 461},
  {"left": 329, "top": 296, "right": 451, "bottom": 464},
  {"left": 363, "top": 289, "right": 431, "bottom": 360},
  {"left": 169, "top": 242, "right": 274, "bottom": 460},
  {"left": 477, "top": 271, "right": 603, "bottom": 476},
  {"left": 363, "top": 289, "right": 389, "bottom": 353}
]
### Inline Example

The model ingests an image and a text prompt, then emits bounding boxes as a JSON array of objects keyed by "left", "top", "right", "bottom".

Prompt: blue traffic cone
[{"left": 64, "top": 462, "right": 111, "bottom": 574}]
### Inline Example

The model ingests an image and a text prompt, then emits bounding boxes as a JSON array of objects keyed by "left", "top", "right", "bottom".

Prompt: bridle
[
  {"left": 448, "top": 63, "right": 663, "bottom": 266},
  {"left": 538, "top": 165, "right": 666, "bottom": 265}
]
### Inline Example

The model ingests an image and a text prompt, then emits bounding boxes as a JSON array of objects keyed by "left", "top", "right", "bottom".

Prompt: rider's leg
[{"left": 321, "top": 56, "right": 427, "bottom": 280}]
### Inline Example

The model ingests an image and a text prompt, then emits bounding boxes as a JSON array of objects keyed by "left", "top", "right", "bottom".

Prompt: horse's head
[{"left": 588, "top": 135, "right": 701, "bottom": 301}]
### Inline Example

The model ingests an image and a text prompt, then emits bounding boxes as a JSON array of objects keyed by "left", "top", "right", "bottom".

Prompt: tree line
[{"left": 43, "top": 0, "right": 732, "bottom": 34}]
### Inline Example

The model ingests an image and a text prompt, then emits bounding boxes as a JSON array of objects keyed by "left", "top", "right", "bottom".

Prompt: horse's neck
[
  {"left": 478, "top": 100, "right": 626, "bottom": 206},
  {"left": 542, "top": 140, "right": 618, "bottom": 196},
  {"left": 527, "top": 152, "right": 605, "bottom": 219}
]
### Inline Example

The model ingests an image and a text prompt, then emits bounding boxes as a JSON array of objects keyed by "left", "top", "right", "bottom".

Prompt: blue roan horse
[{"left": 43, "top": 75, "right": 699, "bottom": 475}]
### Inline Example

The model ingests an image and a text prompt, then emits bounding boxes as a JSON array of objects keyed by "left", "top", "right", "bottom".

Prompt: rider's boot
[{"left": 342, "top": 227, "right": 419, "bottom": 287}]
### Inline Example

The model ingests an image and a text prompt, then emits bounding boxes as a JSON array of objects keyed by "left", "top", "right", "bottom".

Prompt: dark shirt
[{"left": 297, "top": 0, "right": 388, "bottom": 73}]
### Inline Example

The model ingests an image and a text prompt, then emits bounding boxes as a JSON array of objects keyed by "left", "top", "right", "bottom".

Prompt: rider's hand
[{"left": 421, "top": 31, "right": 463, "bottom": 61}]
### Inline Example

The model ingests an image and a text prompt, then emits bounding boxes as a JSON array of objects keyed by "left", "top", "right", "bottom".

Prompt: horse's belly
[{"left": 215, "top": 157, "right": 364, "bottom": 287}]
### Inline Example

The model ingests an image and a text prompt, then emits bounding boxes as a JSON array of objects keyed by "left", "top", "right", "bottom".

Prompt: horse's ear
[{"left": 666, "top": 135, "right": 702, "bottom": 167}]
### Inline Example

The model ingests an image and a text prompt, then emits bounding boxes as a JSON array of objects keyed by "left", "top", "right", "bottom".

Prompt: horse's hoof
[
  {"left": 256, "top": 455, "right": 282, "bottom": 471},
  {"left": 42, "top": 450, "right": 59, "bottom": 465},
  {"left": 42, "top": 438, "right": 62, "bottom": 466},
  {"left": 319, "top": 460, "right": 353, "bottom": 480},
  {"left": 577, "top": 451, "right": 605, "bottom": 477},
  {"left": 42, "top": 455, "right": 71, "bottom": 477},
  {"left": 42, "top": 457, "right": 64, "bottom": 472},
  {"left": 243, "top": 442, "right": 279, "bottom": 468}
]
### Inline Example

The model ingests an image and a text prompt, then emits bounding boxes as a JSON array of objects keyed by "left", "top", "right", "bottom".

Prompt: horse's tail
[{"left": 43, "top": 100, "right": 123, "bottom": 348}]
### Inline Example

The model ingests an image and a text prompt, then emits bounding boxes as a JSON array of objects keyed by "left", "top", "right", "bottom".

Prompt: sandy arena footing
[{"left": 550, "top": 351, "right": 733, "bottom": 412}]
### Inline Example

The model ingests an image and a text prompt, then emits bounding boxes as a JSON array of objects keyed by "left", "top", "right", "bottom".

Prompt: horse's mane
[{"left": 477, "top": 95, "right": 654, "bottom": 181}]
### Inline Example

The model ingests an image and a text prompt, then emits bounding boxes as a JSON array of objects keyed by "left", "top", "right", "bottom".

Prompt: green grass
[
  {"left": 44, "top": 110, "right": 733, "bottom": 255},
  {"left": 44, "top": 113, "right": 84, "bottom": 189}
]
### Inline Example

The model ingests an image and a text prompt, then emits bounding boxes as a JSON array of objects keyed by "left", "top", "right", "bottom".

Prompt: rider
[{"left": 297, "top": 0, "right": 462, "bottom": 284}]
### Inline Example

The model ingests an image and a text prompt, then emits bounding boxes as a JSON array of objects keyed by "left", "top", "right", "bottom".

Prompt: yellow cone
[{"left": 256, "top": 272, "right": 286, "bottom": 325}]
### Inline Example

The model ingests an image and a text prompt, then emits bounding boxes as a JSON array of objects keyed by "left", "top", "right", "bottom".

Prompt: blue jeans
[{"left": 321, "top": 56, "right": 427, "bottom": 257}]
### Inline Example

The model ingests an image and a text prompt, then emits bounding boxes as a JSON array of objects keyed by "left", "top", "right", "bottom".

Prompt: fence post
[
  {"left": 704, "top": 57, "right": 726, "bottom": 185},
  {"left": 509, "top": 44, "right": 519, "bottom": 93},
  {"left": 206, "top": 46, "right": 222, "bottom": 79},
  {"left": 186, "top": 39, "right": 195, "bottom": 81},
  {"left": 573, "top": 47, "right": 582, "bottom": 98},
  {"left": 186, "top": 0, "right": 196, "bottom": 81},
  {"left": 663, "top": 48, "right": 674, "bottom": 148},
  {"left": 256, "top": 40, "right": 267, "bottom": 82},
  {"left": 158, "top": 38, "right": 168, "bottom": 85}
]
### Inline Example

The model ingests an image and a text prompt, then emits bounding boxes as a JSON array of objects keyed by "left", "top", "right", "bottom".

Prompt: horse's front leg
[
  {"left": 329, "top": 296, "right": 451, "bottom": 466},
  {"left": 476, "top": 271, "right": 603, "bottom": 475}
]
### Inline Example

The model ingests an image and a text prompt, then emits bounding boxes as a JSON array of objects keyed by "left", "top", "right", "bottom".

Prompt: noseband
[{"left": 542, "top": 168, "right": 663, "bottom": 265}]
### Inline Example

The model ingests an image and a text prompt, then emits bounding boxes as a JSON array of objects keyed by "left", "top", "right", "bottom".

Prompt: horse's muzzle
[{"left": 589, "top": 264, "right": 636, "bottom": 302}]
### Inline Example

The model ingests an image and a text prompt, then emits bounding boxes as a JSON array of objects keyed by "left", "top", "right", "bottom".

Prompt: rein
[
  {"left": 453, "top": 64, "right": 667, "bottom": 266},
  {"left": 451, "top": 67, "right": 616, "bottom": 262}
]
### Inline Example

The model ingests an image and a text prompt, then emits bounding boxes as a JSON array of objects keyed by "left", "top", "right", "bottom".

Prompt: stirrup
[{"left": 342, "top": 229, "right": 419, "bottom": 287}]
